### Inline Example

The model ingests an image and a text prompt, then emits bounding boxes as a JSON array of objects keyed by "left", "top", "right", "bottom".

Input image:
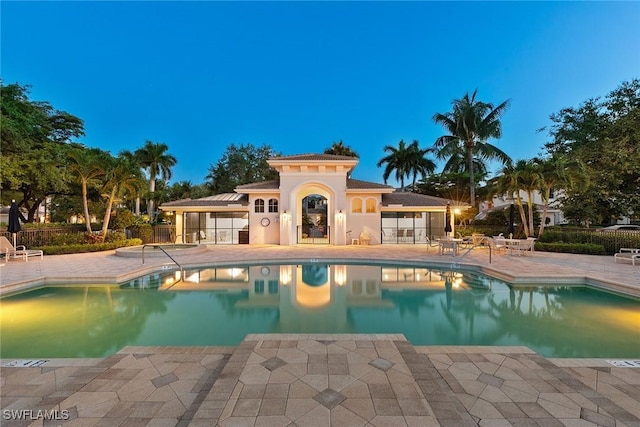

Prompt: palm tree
[
  {"left": 491, "top": 160, "right": 540, "bottom": 237},
  {"left": 323, "top": 140, "right": 359, "bottom": 157},
  {"left": 119, "top": 150, "right": 144, "bottom": 215},
  {"left": 134, "top": 140, "right": 177, "bottom": 221},
  {"left": 99, "top": 153, "right": 145, "bottom": 241},
  {"left": 514, "top": 159, "right": 541, "bottom": 237},
  {"left": 406, "top": 140, "right": 437, "bottom": 189},
  {"left": 533, "top": 155, "right": 585, "bottom": 236},
  {"left": 377, "top": 139, "right": 411, "bottom": 190},
  {"left": 432, "top": 90, "right": 512, "bottom": 206},
  {"left": 67, "top": 146, "right": 107, "bottom": 233}
]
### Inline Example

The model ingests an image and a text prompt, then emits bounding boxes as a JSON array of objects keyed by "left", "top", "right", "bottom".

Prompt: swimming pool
[{"left": 1, "top": 263, "right": 638, "bottom": 359}]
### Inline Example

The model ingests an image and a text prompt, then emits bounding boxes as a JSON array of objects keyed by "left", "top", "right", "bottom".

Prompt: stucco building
[{"left": 160, "top": 154, "right": 468, "bottom": 245}]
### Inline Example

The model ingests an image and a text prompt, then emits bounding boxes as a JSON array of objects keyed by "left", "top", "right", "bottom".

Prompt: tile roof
[
  {"left": 346, "top": 179, "right": 394, "bottom": 190},
  {"left": 269, "top": 153, "right": 358, "bottom": 161},
  {"left": 381, "top": 192, "right": 459, "bottom": 207},
  {"left": 235, "top": 179, "right": 280, "bottom": 190}
]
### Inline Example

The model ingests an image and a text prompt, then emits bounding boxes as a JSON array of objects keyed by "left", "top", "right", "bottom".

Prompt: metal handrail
[
  {"left": 455, "top": 241, "right": 493, "bottom": 264},
  {"left": 142, "top": 244, "right": 183, "bottom": 270}
]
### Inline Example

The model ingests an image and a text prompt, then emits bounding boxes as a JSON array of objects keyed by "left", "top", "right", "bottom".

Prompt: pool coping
[{"left": 2, "top": 255, "right": 639, "bottom": 299}]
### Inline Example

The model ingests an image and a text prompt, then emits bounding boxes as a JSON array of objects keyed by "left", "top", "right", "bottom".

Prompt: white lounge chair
[
  {"left": 614, "top": 248, "right": 640, "bottom": 266},
  {"left": 0, "top": 236, "right": 43, "bottom": 262}
]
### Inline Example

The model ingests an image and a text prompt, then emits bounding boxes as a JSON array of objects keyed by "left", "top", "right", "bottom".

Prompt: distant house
[
  {"left": 476, "top": 190, "right": 567, "bottom": 226},
  {"left": 160, "top": 154, "right": 469, "bottom": 245}
]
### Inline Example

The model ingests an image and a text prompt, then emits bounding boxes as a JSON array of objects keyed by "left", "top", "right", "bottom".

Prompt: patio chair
[
  {"left": 614, "top": 248, "right": 640, "bottom": 266},
  {"left": 483, "top": 236, "right": 507, "bottom": 254},
  {"left": 513, "top": 238, "right": 536, "bottom": 256},
  {"left": 0, "top": 236, "right": 43, "bottom": 262}
]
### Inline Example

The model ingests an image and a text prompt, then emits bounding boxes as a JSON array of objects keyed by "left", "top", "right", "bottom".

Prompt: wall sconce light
[{"left": 337, "top": 210, "right": 344, "bottom": 222}]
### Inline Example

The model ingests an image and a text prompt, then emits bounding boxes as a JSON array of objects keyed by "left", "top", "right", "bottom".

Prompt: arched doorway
[
  {"left": 299, "top": 194, "right": 328, "bottom": 243},
  {"left": 290, "top": 183, "right": 335, "bottom": 245}
]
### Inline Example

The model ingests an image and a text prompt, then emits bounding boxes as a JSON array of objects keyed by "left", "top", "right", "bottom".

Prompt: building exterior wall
[
  {"left": 346, "top": 194, "right": 382, "bottom": 244},
  {"left": 248, "top": 193, "right": 280, "bottom": 244},
  {"left": 279, "top": 173, "right": 349, "bottom": 245}
]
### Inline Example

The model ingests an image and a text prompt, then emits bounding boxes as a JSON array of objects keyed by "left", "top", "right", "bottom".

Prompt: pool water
[{"left": 1, "top": 263, "right": 639, "bottom": 359}]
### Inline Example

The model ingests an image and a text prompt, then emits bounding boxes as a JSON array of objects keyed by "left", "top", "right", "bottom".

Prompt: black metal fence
[
  {"left": 297, "top": 225, "right": 330, "bottom": 244},
  {"left": 1, "top": 224, "right": 176, "bottom": 247}
]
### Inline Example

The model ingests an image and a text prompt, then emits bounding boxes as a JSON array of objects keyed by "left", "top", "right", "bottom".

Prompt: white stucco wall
[{"left": 248, "top": 193, "right": 280, "bottom": 244}]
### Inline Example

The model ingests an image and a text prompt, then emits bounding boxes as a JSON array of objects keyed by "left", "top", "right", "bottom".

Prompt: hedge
[
  {"left": 35, "top": 239, "right": 143, "bottom": 255},
  {"left": 535, "top": 242, "right": 606, "bottom": 255}
]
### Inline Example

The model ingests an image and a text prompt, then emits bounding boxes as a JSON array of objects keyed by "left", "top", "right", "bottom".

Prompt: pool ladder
[{"left": 142, "top": 244, "right": 184, "bottom": 288}]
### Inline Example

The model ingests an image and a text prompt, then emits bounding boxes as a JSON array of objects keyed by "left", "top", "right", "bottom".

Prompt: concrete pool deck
[{"left": 1, "top": 245, "right": 639, "bottom": 426}]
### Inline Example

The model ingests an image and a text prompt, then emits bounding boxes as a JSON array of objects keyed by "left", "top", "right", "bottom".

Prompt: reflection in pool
[{"left": 1, "top": 263, "right": 639, "bottom": 359}]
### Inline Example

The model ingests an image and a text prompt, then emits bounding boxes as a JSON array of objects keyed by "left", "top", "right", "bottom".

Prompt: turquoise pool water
[{"left": 1, "top": 263, "right": 639, "bottom": 359}]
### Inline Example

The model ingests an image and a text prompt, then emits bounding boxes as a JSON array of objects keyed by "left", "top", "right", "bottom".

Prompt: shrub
[
  {"left": 50, "top": 233, "right": 86, "bottom": 245},
  {"left": 105, "top": 231, "right": 126, "bottom": 242},
  {"left": 127, "top": 223, "right": 153, "bottom": 243},
  {"left": 535, "top": 242, "right": 606, "bottom": 255},
  {"left": 35, "top": 239, "right": 143, "bottom": 255},
  {"left": 84, "top": 232, "right": 103, "bottom": 244},
  {"left": 110, "top": 209, "right": 137, "bottom": 230}
]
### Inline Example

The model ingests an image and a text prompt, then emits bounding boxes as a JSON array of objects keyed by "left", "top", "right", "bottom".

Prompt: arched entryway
[
  {"left": 291, "top": 183, "right": 335, "bottom": 245},
  {"left": 299, "top": 194, "right": 329, "bottom": 243}
]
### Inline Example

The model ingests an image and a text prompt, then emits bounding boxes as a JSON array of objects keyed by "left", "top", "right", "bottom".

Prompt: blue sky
[{"left": 2, "top": 1, "right": 639, "bottom": 188}]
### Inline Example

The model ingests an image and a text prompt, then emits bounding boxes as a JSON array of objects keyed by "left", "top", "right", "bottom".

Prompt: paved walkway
[
  {"left": 1, "top": 246, "right": 639, "bottom": 426},
  {"left": 2, "top": 336, "right": 640, "bottom": 426}
]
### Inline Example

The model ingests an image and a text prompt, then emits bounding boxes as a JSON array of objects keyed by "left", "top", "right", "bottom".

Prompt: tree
[
  {"left": 168, "top": 181, "right": 208, "bottom": 200},
  {"left": 134, "top": 140, "right": 177, "bottom": 221},
  {"left": 533, "top": 155, "right": 584, "bottom": 236},
  {"left": 488, "top": 160, "right": 539, "bottom": 237},
  {"left": 377, "top": 139, "right": 411, "bottom": 190},
  {"left": 405, "top": 140, "right": 436, "bottom": 189},
  {"left": 1, "top": 82, "right": 84, "bottom": 221},
  {"left": 323, "top": 140, "right": 359, "bottom": 157},
  {"left": 67, "top": 146, "right": 108, "bottom": 232},
  {"left": 432, "top": 90, "right": 512, "bottom": 206},
  {"left": 542, "top": 79, "right": 640, "bottom": 224},
  {"left": 514, "top": 159, "right": 541, "bottom": 237},
  {"left": 377, "top": 139, "right": 435, "bottom": 191},
  {"left": 99, "top": 153, "right": 145, "bottom": 241},
  {"left": 206, "top": 143, "right": 279, "bottom": 193}
]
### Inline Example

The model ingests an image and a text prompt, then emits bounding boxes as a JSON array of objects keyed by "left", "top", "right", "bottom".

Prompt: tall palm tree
[
  {"left": 323, "top": 140, "right": 359, "bottom": 157},
  {"left": 99, "top": 153, "right": 145, "bottom": 241},
  {"left": 489, "top": 161, "right": 532, "bottom": 237},
  {"left": 377, "top": 139, "right": 411, "bottom": 190},
  {"left": 405, "top": 140, "right": 437, "bottom": 189},
  {"left": 67, "top": 147, "right": 107, "bottom": 233},
  {"left": 134, "top": 140, "right": 177, "bottom": 220},
  {"left": 514, "top": 159, "right": 541, "bottom": 237},
  {"left": 432, "top": 90, "right": 512, "bottom": 206}
]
